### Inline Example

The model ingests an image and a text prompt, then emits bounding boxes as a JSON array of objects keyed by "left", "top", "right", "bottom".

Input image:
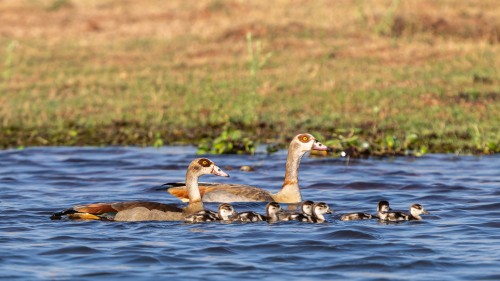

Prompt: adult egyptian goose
[
  {"left": 50, "top": 158, "right": 229, "bottom": 221},
  {"left": 166, "top": 133, "right": 328, "bottom": 203}
]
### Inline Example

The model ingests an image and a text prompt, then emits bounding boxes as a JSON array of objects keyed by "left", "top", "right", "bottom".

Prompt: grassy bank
[{"left": 1, "top": 0, "right": 499, "bottom": 155}]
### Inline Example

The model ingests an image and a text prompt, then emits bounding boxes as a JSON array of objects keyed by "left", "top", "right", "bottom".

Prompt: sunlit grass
[{"left": 0, "top": 0, "right": 499, "bottom": 154}]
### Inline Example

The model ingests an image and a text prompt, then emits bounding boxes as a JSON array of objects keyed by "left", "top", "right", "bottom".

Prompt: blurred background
[{"left": 0, "top": 0, "right": 499, "bottom": 155}]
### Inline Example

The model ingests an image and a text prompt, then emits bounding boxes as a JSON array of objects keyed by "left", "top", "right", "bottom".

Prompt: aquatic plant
[
  {"left": 197, "top": 127, "right": 256, "bottom": 155},
  {"left": 316, "top": 129, "right": 430, "bottom": 158}
]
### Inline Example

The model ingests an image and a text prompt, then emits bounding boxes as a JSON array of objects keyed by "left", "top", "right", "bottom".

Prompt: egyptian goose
[
  {"left": 231, "top": 202, "right": 282, "bottom": 223},
  {"left": 230, "top": 210, "right": 263, "bottom": 222},
  {"left": 50, "top": 158, "right": 229, "bottom": 221},
  {"left": 166, "top": 133, "right": 328, "bottom": 203},
  {"left": 278, "top": 200, "right": 314, "bottom": 221},
  {"left": 311, "top": 202, "right": 333, "bottom": 223},
  {"left": 184, "top": 203, "right": 235, "bottom": 223},
  {"left": 378, "top": 203, "right": 430, "bottom": 221},
  {"left": 340, "top": 200, "right": 391, "bottom": 221}
]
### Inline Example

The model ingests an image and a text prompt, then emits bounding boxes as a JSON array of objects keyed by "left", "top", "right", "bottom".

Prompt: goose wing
[
  {"left": 167, "top": 183, "right": 274, "bottom": 202},
  {"left": 51, "top": 201, "right": 182, "bottom": 220}
]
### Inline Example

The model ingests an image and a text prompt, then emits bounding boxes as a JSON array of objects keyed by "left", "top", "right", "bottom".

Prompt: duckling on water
[
  {"left": 231, "top": 202, "right": 282, "bottom": 223},
  {"left": 340, "top": 212, "right": 373, "bottom": 221},
  {"left": 340, "top": 200, "right": 391, "bottom": 221},
  {"left": 311, "top": 202, "right": 333, "bottom": 223},
  {"left": 184, "top": 203, "right": 235, "bottom": 223},
  {"left": 295, "top": 202, "right": 332, "bottom": 223},
  {"left": 379, "top": 203, "right": 429, "bottom": 221},
  {"left": 278, "top": 200, "right": 314, "bottom": 221}
]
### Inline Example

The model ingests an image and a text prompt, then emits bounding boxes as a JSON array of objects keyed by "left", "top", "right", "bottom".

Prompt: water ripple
[{"left": 0, "top": 148, "right": 499, "bottom": 280}]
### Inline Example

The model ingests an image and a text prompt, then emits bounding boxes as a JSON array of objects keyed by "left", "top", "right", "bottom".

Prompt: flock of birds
[
  {"left": 184, "top": 200, "right": 429, "bottom": 224},
  {"left": 50, "top": 133, "right": 430, "bottom": 224},
  {"left": 184, "top": 201, "right": 333, "bottom": 224}
]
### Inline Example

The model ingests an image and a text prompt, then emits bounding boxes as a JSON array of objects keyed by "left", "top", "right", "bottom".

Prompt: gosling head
[
  {"left": 410, "top": 203, "right": 429, "bottom": 219},
  {"left": 313, "top": 202, "right": 333, "bottom": 216},
  {"left": 301, "top": 200, "right": 314, "bottom": 216},
  {"left": 266, "top": 202, "right": 282, "bottom": 216},
  {"left": 217, "top": 203, "right": 235, "bottom": 220},
  {"left": 377, "top": 200, "right": 391, "bottom": 213}
]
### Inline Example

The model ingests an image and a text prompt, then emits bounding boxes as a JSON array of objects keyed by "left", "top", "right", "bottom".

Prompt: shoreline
[{"left": 2, "top": 123, "right": 497, "bottom": 156}]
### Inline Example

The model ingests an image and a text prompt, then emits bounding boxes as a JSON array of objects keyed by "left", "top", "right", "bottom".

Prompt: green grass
[{"left": 0, "top": 0, "right": 499, "bottom": 155}]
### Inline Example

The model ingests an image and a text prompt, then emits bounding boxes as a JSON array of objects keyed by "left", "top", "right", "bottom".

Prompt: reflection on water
[{"left": 1, "top": 147, "right": 500, "bottom": 280}]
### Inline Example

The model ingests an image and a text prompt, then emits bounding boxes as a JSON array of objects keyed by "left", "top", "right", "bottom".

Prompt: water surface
[{"left": 1, "top": 147, "right": 499, "bottom": 280}]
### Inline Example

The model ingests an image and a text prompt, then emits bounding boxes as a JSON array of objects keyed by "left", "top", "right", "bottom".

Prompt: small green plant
[
  {"left": 374, "top": 0, "right": 401, "bottom": 36},
  {"left": 242, "top": 32, "right": 272, "bottom": 124},
  {"left": 246, "top": 32, "right": 272, "bottom": 89},
  {"left": 2, "top": 41, "right": 16, "bottom": 85},
  {"left": 323, "top": 128, "right": 369, "bottom": 157},
  {"left": 153, "top": 132, "right": 164, "bottom": 148},
  {"left": 47, "top": 0, "right": 72, "bottom": 11},
  {"left": 323, "top": 128, "right": 428, "bottom": 158},
  {"left": 197, "top": 127, "right": 255, "bottom": 154},
  {"left": 470, "top": 125, "right": 500, "bottom": 154}
]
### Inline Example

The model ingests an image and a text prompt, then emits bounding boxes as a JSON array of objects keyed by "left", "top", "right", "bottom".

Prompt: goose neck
[
  {"left": 185, "top": 171, "right": 202, "bottom": 204},
  {"left": 283, "top": 147, "right": 304, "bottom": 184}
]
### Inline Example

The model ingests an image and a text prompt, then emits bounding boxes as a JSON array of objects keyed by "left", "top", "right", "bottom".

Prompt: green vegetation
[
  {"left": 0, "top": 0, "right": 499, "bottom": 156},
  {"left": 197, "top": 127, "right": 255, "bottom": 155}
]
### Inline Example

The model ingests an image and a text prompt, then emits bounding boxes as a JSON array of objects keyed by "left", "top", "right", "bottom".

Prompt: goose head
[
  {"left": 218, "top": 203, "right": 235, "bottom": 220},
  {"left": 410, "top": 203, "right": 430, "bottom": 218},
  {"left": 291, "top": 133, "right": 328, "bottom": 154},
  {"left": 266, "top": 202, "right": 282, "bottom": 217},
  {"left": 377, "top": 200, "right": 391, "bottom": 213},
  {"left": 185, "top": 158, "right": 229, "bottom": 208},
  {"left": 188, "top": 158, "right": 229, "bottom": 178},
  {"left": 313, "top": 202, "right": 333, "bottom": 216},
  {"left": 301, "top": 200, "right": 314, "bottom": 215}
]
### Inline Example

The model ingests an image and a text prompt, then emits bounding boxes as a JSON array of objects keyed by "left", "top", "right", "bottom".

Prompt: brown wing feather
[
  {"left": 73, "top": 203, "right": 119, "bottom": 214},
  {"left": 73, "top": 201, "right": 182, "bottom": 215},
  {"left": 168, "top": 184, "right": 274, "bottom": 202},
  {"left": 110, "top": 201, "right": 183, "bottom": 213},
  {"left": 168, "top": 187, "right": 191, "bottom": 201},
  {"left": 212, "top": 185, "right": 274, "bottom": 201},
  {"left": 168, "top": 185, "right": 212, "bottom": 201}
]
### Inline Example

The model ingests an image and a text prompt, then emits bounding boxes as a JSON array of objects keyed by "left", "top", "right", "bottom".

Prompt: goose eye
[
  {"left": 198, "top": 158, "right": 212, "bottom": 167},
  {"left": 298, "top": 134, "right": 310, "bottom": 143}
]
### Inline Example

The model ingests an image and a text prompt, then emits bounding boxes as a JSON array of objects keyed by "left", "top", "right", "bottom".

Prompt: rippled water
[{"left": 1, "top": 147, "right": 499, "bottom": 280}]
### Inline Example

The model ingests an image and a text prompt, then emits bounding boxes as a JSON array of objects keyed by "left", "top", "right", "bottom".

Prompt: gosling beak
[
  {"left": 422, "top": 209, "right": 430, "bottom": 215},
  {"left": 212, "top": 165, "right": 229, "bottom": 177},
  {"left": 326, "top": 208, "right": 333, "bottom": 214},
  {"left": 312, "top": 140, "right": 328, "bottom": 151}
]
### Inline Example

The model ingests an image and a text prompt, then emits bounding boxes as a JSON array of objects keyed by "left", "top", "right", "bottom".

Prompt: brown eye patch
[
  {"left": 198, "top": 158, "right": 212, "bottom": 167},
  {"left": 298, "top": 134, "right": 310, "bottom": 143}
]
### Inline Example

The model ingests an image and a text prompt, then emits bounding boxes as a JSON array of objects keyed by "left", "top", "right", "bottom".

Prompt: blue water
[{"left": 1, "top": 147, "right": 499, "bottom": 280}]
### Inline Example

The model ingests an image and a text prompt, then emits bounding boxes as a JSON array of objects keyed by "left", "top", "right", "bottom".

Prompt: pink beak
[
  {"left": 312, "top": 140, "right": 328, "bottom": 151},
  {"left": 212, "top": 165, "right": 230, "bottom": 177}
]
